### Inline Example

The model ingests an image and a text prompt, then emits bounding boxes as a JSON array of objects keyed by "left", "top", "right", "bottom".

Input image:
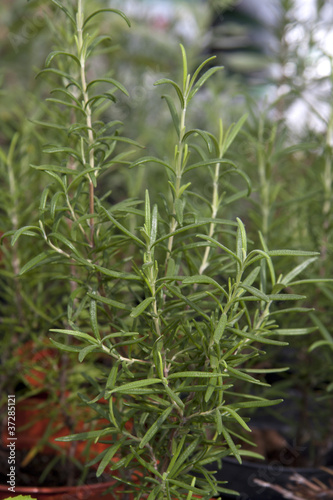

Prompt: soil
[{"left": 0, "top": 446, "right": 112, "bottom": 488}]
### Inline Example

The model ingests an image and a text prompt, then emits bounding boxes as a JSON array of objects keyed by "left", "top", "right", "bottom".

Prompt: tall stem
[
  {"left": 165, "top": 104, "right": 187, "bottom": 269},
  {"left": 77, "top": 0, "right": 95, "bottom": 246}
]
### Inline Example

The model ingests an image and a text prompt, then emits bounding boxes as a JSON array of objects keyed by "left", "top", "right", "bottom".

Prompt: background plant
[{"left": 224, "top": 0, "right": 333, "bottom": 465}]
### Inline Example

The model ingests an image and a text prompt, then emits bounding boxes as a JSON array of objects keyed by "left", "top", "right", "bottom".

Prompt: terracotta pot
[
  {"left": 2, "top": 397, "right": 109, "bottom": 461},
  {"left": 0, "top": 480, "right": 124, "bottom": 500},
  {"left": 15, "top": 340, "right": 61, "bottom": 389}
]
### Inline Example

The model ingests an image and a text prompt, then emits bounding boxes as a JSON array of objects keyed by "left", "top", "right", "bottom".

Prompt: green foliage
[
  {"left": 1, "top": 0, "right": 331, "bottom": 497},
  {"left": 3, "top": 496, "right": 37, "bottom": 500}
]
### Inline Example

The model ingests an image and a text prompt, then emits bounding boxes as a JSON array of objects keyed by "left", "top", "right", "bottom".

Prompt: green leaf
[
  {"left": 180, "top": 44, "right": 188, "bottom": 91},
  {"left": 183, "top": 275, "right": 226, "bottom": 295},
  {"left": 236, "top": 217, "right": 247, "bottom": 262},
  {"left": 45, "top": 50, "right": 80, "bottom": 67},
  {"left": 100, "top": 206, "right": 144, "bottom": 247},
  {"left": 164, "top": 384, "right": 185, "bottom": 409},
  {"left": 168, "top": 371, "right": 222, "bottom": 379},
  {"left": 10, "top": 226, "right": 41, "bottom": 246},
  {"left": 87, "top": 35, "right": 112, "bottom": 55},
  {"left": 239, "top": 284, "right": 269, "bottom": 302},
  {"left": 96, "top": 442, "right": 123, "bottom": 477},
  {"left": 106, "top": 364, "right": 119, "bottom": 390},
  {"left": 222, "top": 114, "right": 248, "bottom": 154},
  {"left": 224, "top": 406, "right": 251, "bottom": 431},
  {"left": 32, "top": 164, "right": 80, "bottom": 175},
  {"left": 19, "top": 252, "right": 50, "bottom": 275},
  {"left": 129, "top": 447, "right": 163, "bottom": 479},
  {"left": 226, "top": 326, "right": 288, "bottom": 346},
  {"left": 90, "top": 294, "right": 101, "bottom": 341},
  {"left": 242, "top": 266, "right": 261, "bottom": 287},
  {"left": 162, "top": 95, "right": 180, "bottom": 136},
  {"left": 288, "top": 279, "right": 333, "bottom": 286},
  {"left": 229, "top": 399, "right": 283, "bottom": 409},
  {"left": 139, "top": 405, "right": 173, "bottom": 448},
  {"left": 83, "top": 9, "right": 131, "bottom": 28},
  {"left": 30, "top": 119, "right": 66, "bottom": 131},
  {"left": 50, "top": 328, "right": 99, "bottom": 344},
  {"left": 215, "top": 408, "right": 223, "bottom": 435},
  {"left": 110, "top": 379, "right": 162, "bottom": 394},
  {"left": 282, "top": 257, "right": 317, "bottom": 284},
  {"left": 197, "top": 234, "right": 241, "bottom": 265},
  {"left": 205, "top": 374, "right": 217, "bottom": 402},
  {"left": 184, "top": 158, "right": 237, "bottom": 174},
  {"left": 153, "top": 221, "right": 233, "bottom": 248},
  {"left": 274, "top": 327, "right": 318, "bottom": 336},
  {"left": 188, "top": 66, "right": 223, "bottom": 102},
  {"left": 151, "top": 204, "right": 158, "bottom": 245},
  {"left": 36, "top": 68, "right": 81, "bottom": 90},
  {"left": 221, "top": 426, "right": 241, "bottom": 463},
  {"left": 225, "top": 364, "right": 269, "bottom": 386},
  {"left": 167, "top": 435, "right": 186, "bottom": 475},
  {"left": 168, "top": 479, "right": 206, "bottom": 495},
  {"left": 309, "top": 340, "right": 333, "bottom": 352},
  {"left": 267, "top": 294, "right": 306, "bottom": 301},
  {"left": 50, "top": 0, "right": 76, "bottom": 26},
  {"left": 168, "top": 437, "right": 200, "bottom": 478},
  {"left": 49, "top": 338, "right": 82, "bottom": 352},
  {"left": 49, "top": 232, "right": 81, "bottom": 257},
  {"left": 144, "top": 189, "right": 151, "bottom": 237},
  {"left": 130, "top": 156, "right": 174, "bottom": 173},
  {"left": 130, "top": 297, "right": 155, "bottom": 318},
  {"left": 214, "top": 313, "right": 228, "bottom": 343},
  {"left": 78, "top": 344, "right": 99, "bottom": 362},
  {"left": 165, "top": 284, "right": 210, "bottom": 321},
  {"left": 50, "top": 191, "right": 64, "bottom": 219},
  {"left": 43, "top": 146, "right": 81, "bottom": 160},
  {"left": 55, "top": 428, "right": 112, "bottom": 442},
  {"left": 93, "top": 264, "right": 141, "bottom": 281},
  {"left": 175, "top": 198, "right": 184, "bottom": 225},
  {"left": 86, "top": 78, "right": 129, "bottom": 96},
  {"left": 45, "top": 97, "right": 85, "bottom": 114},
  {"left": 87, "top": 292, "right": 131, "bottom": 311},
  {"left": 188, "top": 56, "right": 217, "bottom": 93},
  {"left": 154, "top": 79, "right": 184, "bottom": 109},
  {"left": 183, "top": 128, "right": 215, "bottom": 153},
  {"left": 268, "top": 250, "right": 319, "bottom": 257}
]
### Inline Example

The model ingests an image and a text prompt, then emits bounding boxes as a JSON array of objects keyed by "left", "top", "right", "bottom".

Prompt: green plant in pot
[
  {"left": 0, "top": 120, "right": 112, "bottom": 495},
  {"left": 220, "top": 0, "right": 333, "bottom": 485},
  {"left": 3, "top": 1, "right": 324, "bottom": 499},
  {"left": 0, "top": 3, "right": 113, "bottom": 491}
]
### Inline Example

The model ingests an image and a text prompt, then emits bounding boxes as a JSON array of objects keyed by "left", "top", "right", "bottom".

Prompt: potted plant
[
  {"left": 1, "top": 1, "right": 327, "bottom": 499},
  {"left": 204, "top": 1, "right": 333, "bottom": 497}
]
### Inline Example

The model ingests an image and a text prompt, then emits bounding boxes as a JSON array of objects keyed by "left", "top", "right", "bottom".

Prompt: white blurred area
[
  {"left": 110, "top": 0, "right": 204, "bottom": 42},
  {"left": 277, "top": 0, "right": 333, "bottom": 134},
  {"left": 112, "top": 0, "right": 333, "bottom": 134}
]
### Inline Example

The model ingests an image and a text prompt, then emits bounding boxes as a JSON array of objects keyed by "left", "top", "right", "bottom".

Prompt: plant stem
[
  {"left": 77, "top": 0, "right": 95, "bottom": 246},
  {"left": 7, "top": 136, "right": 23, "bottom": 324},
  {"left": 199, "top": 121, "right": 223, "bottom": 274},
  {"left": 166, "top": 104, "right": 187, "bottom": 261}
]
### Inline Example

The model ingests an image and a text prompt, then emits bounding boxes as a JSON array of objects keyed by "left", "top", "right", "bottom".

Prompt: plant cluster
[{"left": 1, "top": 0, "right": 332, "bottom": 499}]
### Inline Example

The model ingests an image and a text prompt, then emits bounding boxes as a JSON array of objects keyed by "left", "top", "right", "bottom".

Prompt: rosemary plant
[{"left": 4, "top": 1, "right": 325, "bottom": 498}]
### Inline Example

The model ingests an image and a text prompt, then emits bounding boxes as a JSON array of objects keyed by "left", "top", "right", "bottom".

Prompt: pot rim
[
  {"left": 0, "top": 480, "right": 116, "bottom": 494},
  {"left": 223, "top": 456, "right": 332, "bottom": 475}
]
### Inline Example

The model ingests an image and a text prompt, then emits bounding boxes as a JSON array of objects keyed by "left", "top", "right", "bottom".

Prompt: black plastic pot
[{"left": 216, "top": 457, "right": 332, "bottom": 500}]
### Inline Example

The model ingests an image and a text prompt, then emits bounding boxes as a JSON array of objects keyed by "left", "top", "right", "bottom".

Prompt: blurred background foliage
[{"left": 1, "top": 0, "right": 333, "bottom": 462}]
